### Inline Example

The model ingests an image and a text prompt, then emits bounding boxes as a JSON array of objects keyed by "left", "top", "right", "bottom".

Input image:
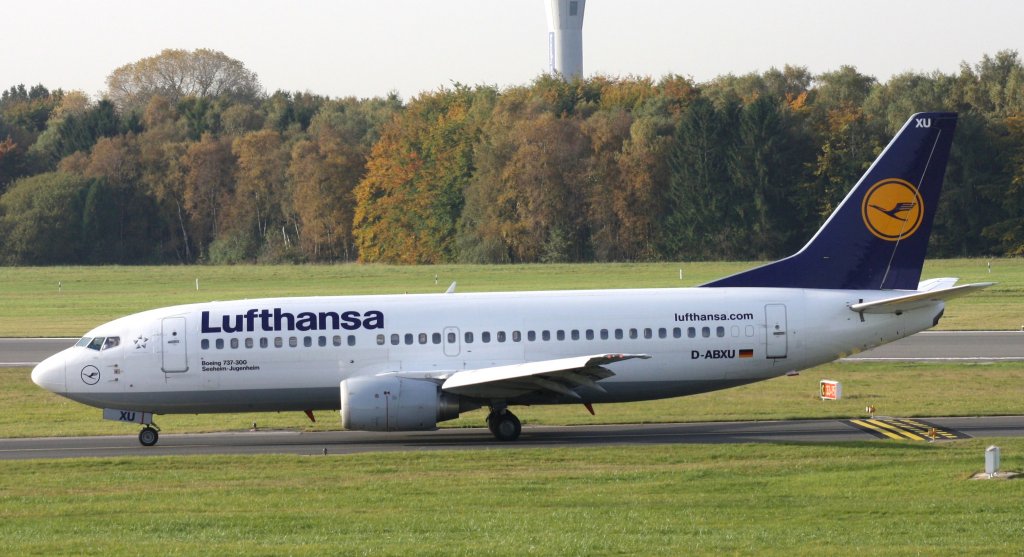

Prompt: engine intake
[{"left": 340, "top": 376, "right": 465, "bottom": 432}]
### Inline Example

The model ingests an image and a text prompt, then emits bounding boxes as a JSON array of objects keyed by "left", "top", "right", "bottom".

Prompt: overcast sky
[{"left": 6, "top": 0, "right": 1024, "bottom": 101}]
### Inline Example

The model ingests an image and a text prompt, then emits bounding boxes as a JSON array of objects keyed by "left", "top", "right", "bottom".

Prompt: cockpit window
[
  {"left": 87, "top": 337, "right": 105, "bottom": 351},
  {"left": 75, "top": 337, "right": 92, "bottom": 348},
  {"left": 102, "top": 337, "right": 120, "bottom": 350}
]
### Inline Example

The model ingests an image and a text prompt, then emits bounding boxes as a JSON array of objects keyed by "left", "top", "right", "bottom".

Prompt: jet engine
[{"left": 340, "top": 376, "right": 469, "bottom": 431}]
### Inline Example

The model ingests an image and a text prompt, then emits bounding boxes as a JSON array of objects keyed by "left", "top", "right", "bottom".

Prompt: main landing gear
[
  {"left": 486, "top": 408, "right": 521, "bottom": 441},
  {"left": 138, "top": 424, "right": 160, "bottom": 447}
]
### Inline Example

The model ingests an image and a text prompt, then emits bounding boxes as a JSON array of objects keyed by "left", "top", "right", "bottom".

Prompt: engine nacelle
[{"left": 340, "top": 376, "right": 463, "bottom": 432}]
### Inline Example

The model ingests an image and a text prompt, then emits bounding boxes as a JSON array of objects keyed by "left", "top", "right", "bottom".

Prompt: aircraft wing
[
  {"left": 849, "top": 281, "right": 995, "bottom": 314},
  {"left": 440, "top": 353, "right": 650, "bottom": 399}
]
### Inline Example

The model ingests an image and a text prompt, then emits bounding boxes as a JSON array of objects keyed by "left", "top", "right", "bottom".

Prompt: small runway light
[{"left": 866, "top": 405, "right": 876, "bottom": 418}]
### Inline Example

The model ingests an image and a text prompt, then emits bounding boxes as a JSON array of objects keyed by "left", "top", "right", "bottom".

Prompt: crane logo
[{"left": 861, "top": 179, "right": 924, "bottom": 241}]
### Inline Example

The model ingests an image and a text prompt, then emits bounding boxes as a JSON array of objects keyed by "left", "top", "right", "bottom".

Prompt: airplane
[{"left": 32, "top": 112, "right": 992, "bottom": 447}]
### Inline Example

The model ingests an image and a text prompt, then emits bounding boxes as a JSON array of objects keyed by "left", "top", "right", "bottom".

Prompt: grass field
[
  {"left": 3, "top": 360, "right": 1022, "bottom": 438},
  {"left": 1, "top": 441, "right": 1022, "bottom": 555},
  {"left": 0, "top": 258, "right": 1020, "bottom": 336}
]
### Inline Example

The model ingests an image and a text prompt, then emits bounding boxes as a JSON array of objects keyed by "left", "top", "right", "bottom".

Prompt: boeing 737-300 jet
[{"left": 32, "top": 112, "right": 992, "bottom": 446}]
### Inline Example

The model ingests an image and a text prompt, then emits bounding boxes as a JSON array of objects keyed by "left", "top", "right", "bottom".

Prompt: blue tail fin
[{"left": 704, "top": 112, "right": 957, "bottom": 290}]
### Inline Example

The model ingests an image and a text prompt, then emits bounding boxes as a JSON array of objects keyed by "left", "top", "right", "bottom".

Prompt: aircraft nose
[{"left": 31, "top": 353, "right": 66, "bottom": 393}]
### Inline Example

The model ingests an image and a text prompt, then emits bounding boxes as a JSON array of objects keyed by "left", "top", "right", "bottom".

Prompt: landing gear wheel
[
  {"left": 486, "top": 412, "right": 499, "bottom": 436},
  {"left": 139, "top": 426, "right": 159, "bottom": 447},
  {"left": 490, "top": 411, "right": 521, "bottom": 442}
]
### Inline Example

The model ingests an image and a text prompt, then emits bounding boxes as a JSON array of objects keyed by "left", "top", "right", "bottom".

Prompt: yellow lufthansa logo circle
[{"left": 861, "top": 179, "right": 924, "bottom": 241}]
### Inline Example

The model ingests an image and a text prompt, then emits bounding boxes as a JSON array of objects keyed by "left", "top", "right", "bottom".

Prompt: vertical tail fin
[{"left": 704, "top": 112, "right": 957, "bottom": 290}]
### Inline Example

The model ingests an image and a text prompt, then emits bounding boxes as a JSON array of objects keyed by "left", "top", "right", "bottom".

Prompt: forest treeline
[{"left": 1, "top": 48, "right": 1023, "bottom": 265}]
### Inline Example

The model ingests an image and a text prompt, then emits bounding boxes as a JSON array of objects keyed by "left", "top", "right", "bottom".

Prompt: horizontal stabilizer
[
  {"left": 849, "top": 282, "right": 994, "bottom": 314},
  {"left": 442, "top": 353, "right": 649, "bottom": 399}
]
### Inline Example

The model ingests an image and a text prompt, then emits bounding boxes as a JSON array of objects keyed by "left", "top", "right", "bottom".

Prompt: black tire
[
  {"left": 491, "top": 412, "right": 521, "bottom": 442},
  {"left": 486, "top": 412, "right": 499, "bottom": 435},
  {"left": 139, "top": 427, "right": 159, "bottom": 447}
]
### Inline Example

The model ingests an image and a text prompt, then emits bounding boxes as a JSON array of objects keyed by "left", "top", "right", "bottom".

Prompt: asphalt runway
[
  {"left": 4, "top": 331, "right": 1023, "bottom": 367},
  {"left": 1, "top": 416, "right": 1022, "bottom": 460}
]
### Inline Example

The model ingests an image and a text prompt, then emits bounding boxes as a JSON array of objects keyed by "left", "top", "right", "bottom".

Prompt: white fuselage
[{"left": 32, "top": 286, "right": 942, "bottom": 416}]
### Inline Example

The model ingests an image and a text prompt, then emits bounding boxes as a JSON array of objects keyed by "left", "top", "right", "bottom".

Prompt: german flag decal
[{"left": 739, "top": 349, "right": 754, "bottom": 358}]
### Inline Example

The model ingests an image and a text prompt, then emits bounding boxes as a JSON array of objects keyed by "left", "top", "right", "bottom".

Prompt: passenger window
[
  {"left": 629, "top": 328, "right": 638, "bottom": 339},
  {"left": 404, "top": 333, "right": 413, "bottom": 345},
  {"left": 746, "top": 325, "right": 755, "bottom": 337},
  {"left": 318, "top": 336, "right": 326, "bottom": 347},
  {"left": 230, "top": 338, "right": 239, "bottom": 349},
  {"left": 600, "top": 329, "right": 609, "bottom": 340},
  {"left": 347, "top": 335, "right": 356, "bottom": 346},
  {"left": 482, "top": 332, "right": 491, "bottom": 343},
  {"left": 102, "top": 337, "right": 120, "bottom": 350},
  {"left": 615, "top": 329, "right": 623, "bottom": 340},
  {"left": 391, "top": 334, "right": 399, "bottom": 346},
  {"left": 571, "top": 330, "right": 579, "bottom": 341},
  {"left": 290, "top": 337, "right": 298, "bottom": 348},
  {"left": 432, "top": 332, "right": 442, "bottom": 344},
  {"left": 260, "top": 337, "right": 268, "bottom": 348},
  {"left": 512, "top": 331, "right": 521, "bottom": 342},
  {"left": 497, "top": 331, "right": 506, "bottom": 342},
  {"left": 303, "top": 336, "right": 312, "bottom": 347},
  {"left": 585, "top": 329, "right": 594, "bottom": 340},
  {"left": 717, "top": 326, "right": 725, "bottom": 338},
  {"left": 556, "top": 330, "right": 565, "bottom": 341},
  {"left": 216, "top": 339, "right": 224, "bottom": 349},
  {"left": 702, "top": 327, "right": 710, "bottom": 338},
  {"left": 644, "top": 328, "right": 652, "bottom": 339},
  {"left": 274, "top": 337, "right": 283, "bottom": 348},
  {"left": 527, "top": 331, "right": 536, "bottom": 342},
  {"left": 245, "top": 338, "right": 254, "bottom": 349},
  {"left": 542, "top": 331, "right": 551, "bottom": 341},
  {"left": 201, "top": 339, "right": 210, "bottom": 350},
  {"left": 673, "top": 327, "right": 681, "bottom": 339},
  {"left": 333, "top": 335, "right": 342, "bottom": 347},
  {"left": 688, "top": 327, "right": 696, "bottom": 338},
  {"left": 377, "top": 334, "right": 386, "bottom": 345},
  {"left": 447, "top": 332, "right": 457, "bottom": 343},
  {"left": 465, "top": 332, "right": 474, "bottom": 343},
  {"left": 419, "top": 333, "right": 428, "bottom": 344}
]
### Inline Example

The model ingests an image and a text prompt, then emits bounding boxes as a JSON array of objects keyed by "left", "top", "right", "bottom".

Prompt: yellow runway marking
[
  {"left": 867, "top": 419, "right": 926, "bottom": 440},
  {"left": 846, "top": 418, "right": 970, "bottom": 441},
  {"left": 848, "top": 420, "right": 906, "bottom": 440}
]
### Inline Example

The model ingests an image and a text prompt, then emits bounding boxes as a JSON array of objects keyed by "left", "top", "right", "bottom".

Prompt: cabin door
[
  {"left": 161, "top": 317, "right": 189, "bottom": 372},
  {"left": 764, "top": 304, "right": 788, "bottom": 359}
]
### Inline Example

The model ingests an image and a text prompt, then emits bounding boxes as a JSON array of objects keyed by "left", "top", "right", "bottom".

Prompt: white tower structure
[{"left": 545, "top": 0, "right": 585, "bottom": 80}]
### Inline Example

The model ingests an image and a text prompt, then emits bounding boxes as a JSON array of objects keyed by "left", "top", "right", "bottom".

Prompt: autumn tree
[
  {"left": 354, "top": 86, "right": 494, "bottom": 263},
  {"left": 229, "top": 129, "right": 289, "bottom": 260},
  {"left": 106, "top": 49, "right": 262, "bottom": 112},
  {"left": 181, "top": 133, "right": 236, "bottom": 259}
]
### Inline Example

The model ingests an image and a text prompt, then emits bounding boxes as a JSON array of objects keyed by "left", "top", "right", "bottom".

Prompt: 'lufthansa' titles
[{"left": 201, "top": 308, "right": 384, "bottom": 333}]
